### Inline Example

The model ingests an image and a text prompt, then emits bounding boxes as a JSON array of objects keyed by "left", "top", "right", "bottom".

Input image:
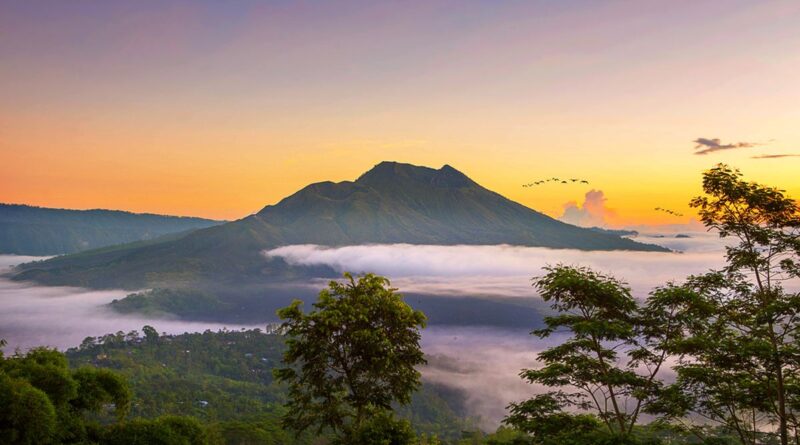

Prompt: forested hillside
[
  {"left": 65, "top": 327, "right": 474, "bottom": 442},
  {"left": 0, "top": 204, "right": 221, "bottom": 255}
]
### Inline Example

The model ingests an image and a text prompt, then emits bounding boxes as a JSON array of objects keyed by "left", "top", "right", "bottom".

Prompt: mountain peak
[
  {"left": 434, "top": 164, "right": 474, "bottom": 187},
  {"left": 356, "top": 161, "right": 475, "bottom": 189},
  {"left": 357, "top": 161, "right": 433, "bottom": 178}
]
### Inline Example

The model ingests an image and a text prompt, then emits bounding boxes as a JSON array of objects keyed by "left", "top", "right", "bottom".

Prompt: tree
[
  {"left": 0, "top": 346, "right": 132, "bottom": 444},
  {"left": 337, "top": 411, "right": 417, "bottom": 445},
  {"left": 103, "top": 416, "right": 211, "bottom": 445},
  {"left": 0, "top": 372, "right": 57, "bottom": 445},
  {"left": 511, "top": 164, "right": 800, "bottom": 445},
  {"left": 503, "top": 393, "right": 603, "bottom": 444},
  {"left": 274, "top": 273, "right": 427, "bottom": 441},
  {"left": 510, "top": 265, "right": 677, "bottom": 441},
  {"left": 71, "top": 367, "right": 131, "bottom": 422},
  {"left": 143, "top": 325, "right": 160, "bottom": 343},
  {"left": 654, "top": 164, "right": 800, "bottom": 445}
]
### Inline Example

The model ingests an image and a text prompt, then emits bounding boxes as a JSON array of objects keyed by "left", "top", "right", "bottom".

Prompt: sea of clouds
[
  {"left": 1, "top": 231, "right": 737, "bottom": 427},
  {"left": 264, "top": 232, "right": 729, "bottom": 299},
  {"left": 258, "top": 233, "right": 733, "bottom": 426}
]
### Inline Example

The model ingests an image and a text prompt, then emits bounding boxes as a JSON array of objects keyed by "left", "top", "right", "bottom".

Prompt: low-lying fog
[
  {"left": 0, "top": 256, "right": 262, "bottom": 352},
  {"left": 1, "top": 232, "right": 733, "bottom": 428},
  {"left": 265, "top": 233, "right": 728, "bottom": 299}
]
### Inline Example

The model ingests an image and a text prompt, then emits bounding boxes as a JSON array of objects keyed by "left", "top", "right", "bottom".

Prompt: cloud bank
[{"left": 265, "top": 236, "right": 728, "bottom": 299}]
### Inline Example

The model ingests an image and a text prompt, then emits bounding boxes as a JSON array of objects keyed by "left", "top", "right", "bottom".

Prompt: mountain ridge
[
  {"left": 0, "top": 203, "right": 223, "bottom": 255},
  {"left": 253, "top": 161, "right": 660, "bottom": 249},
  {"left": 11, "top": 162, "right": 666, "bottom": 293}
]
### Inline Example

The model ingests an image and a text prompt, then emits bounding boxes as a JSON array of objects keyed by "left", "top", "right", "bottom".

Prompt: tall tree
[
  {"left": 274, "top": 273, "right": 427, "bottom": 442},
  {"left": 659, "top": 164, "right": 800, "bottom": 445},
  {"left": 509, "top": 265, "right": 678, "bottom": 440}
]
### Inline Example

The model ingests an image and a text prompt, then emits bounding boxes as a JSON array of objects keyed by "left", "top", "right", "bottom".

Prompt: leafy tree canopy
[{"left": 275, "top": 273, "right": 427, "bottom": 441}]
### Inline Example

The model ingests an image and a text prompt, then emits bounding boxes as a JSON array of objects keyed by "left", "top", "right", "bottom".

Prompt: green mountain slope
[
  {"left": 11, "top": 162, "right": 665, "bottom": 292},
  {"left": 0, "top": 203, "right": 222, "bottom": 255},
  {"left": 12, "top": 215, "right": 329, "bottom": 290},
  {"left": 258, "top": 161, "right": 664, "bottom": 249}
]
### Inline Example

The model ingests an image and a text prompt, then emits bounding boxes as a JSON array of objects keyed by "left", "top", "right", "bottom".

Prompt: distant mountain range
[
  {"left": 0, "top": 204, "right": 222, "bottom": 255},
  {"left": 10, "top": 162, "right": 667, "bottom": 321}
]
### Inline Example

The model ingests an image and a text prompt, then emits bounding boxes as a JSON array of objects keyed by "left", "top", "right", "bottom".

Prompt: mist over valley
[{"left": 0, "top": 232, "right": 727, "bottom": 426}]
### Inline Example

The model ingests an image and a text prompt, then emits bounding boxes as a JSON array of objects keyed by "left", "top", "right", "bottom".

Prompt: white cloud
[
  {"left": 264, "top": 235, "right": 727, "bottom": 299},
  {"left": 559, "top": 189, "right": 615, "bottom": 227}
]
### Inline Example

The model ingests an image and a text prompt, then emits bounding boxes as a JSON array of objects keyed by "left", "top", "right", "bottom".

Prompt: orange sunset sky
[{"left": 1, "top": 1, "right": 799, "bottom": 226}]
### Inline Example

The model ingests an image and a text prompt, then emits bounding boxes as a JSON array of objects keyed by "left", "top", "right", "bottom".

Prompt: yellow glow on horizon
[
  {"left": 2, "top": 1, "right": 799, "bottom": 224},
  {"left": 3, "top": 109, "right": 798, "bottom": 224}
]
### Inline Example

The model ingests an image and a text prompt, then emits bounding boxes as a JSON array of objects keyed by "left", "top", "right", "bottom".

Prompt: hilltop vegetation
[
  {"left": 0, "top": 326, "right": 714, "bottom": 445},
  {"left": 65, "top": 326, "right": 474, "bottom": 443},
  {"left": 108, "top": 289, "right": 233, "bottom": 319},
  {"left": 0, "top": 203, "right": 221, "bottom": 256}
]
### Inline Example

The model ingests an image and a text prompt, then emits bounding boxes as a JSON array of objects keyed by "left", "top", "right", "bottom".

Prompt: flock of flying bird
[
  {"left": 522, "top": 177, "right": 685, "bottom": 218},
  {"left": 654, "top": 207, "right": 684, "bottom": 217},
  {"left": 522, "top": 177, "right": 589, "bottom": 187}
]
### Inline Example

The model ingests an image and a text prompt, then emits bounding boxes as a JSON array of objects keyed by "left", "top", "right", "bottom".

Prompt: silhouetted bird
[
  {"left": 655, "top": 207, "right": 684, "bottom": 217},
  {"left": 523, "top": 177, "right": 591, "bottom": 187}
]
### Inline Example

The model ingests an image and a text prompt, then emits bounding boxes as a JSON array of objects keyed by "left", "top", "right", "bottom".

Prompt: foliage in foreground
[
  {"left": 510, "top": 164, "right": 800, "bottom": 445},
  {"left": 0, "top": 346, "right": 132, "bottom": 444},
  {"left": 275, "top": 273, "right": 428, "bottom": 443}
]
